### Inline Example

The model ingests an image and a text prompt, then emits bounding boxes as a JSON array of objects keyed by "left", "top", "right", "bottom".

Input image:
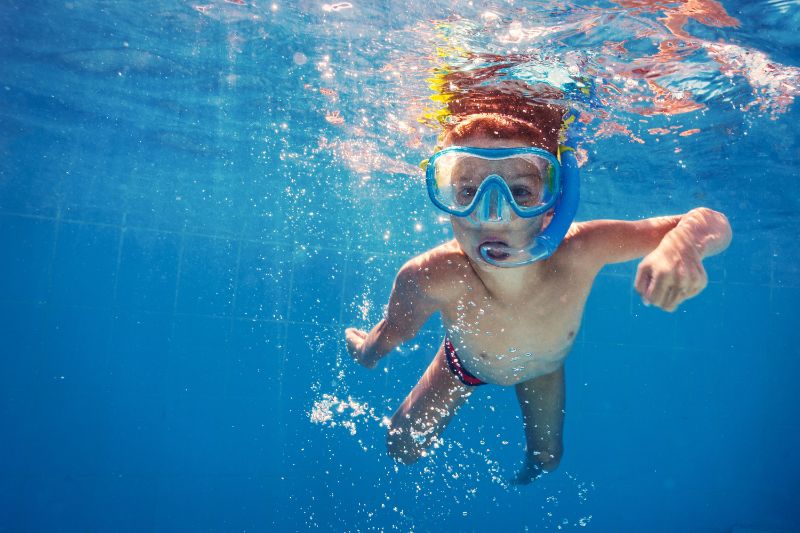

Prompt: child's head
[
  {"left": 435, "top": 108, "right": 566, "bottom": 268},
  {"left": 424, "top": 75, "right": 576, "bottom": 267}
]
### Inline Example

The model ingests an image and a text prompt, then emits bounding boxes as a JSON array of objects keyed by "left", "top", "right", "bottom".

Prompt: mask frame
[{"left": 425, "top": 146, "right": 561, "bottom": 221}]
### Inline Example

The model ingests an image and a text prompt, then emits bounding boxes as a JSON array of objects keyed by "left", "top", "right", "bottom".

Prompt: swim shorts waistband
[{"left": 444, "top": 336, "right": 487, "bottom": 387}]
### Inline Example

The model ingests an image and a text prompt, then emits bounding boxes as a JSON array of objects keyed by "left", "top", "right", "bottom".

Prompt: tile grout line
[
  {"left": 171, "top": 231, "right": 186, "bottom": 316},
  {"left": 337, "top": 231, "right": 354, "bottom": 326},
  {"left": 102, "top": 211, "right": 129, "bottom": 373},
  {"left": 111, "top": 212, "right": 127, "bottom": 307},
  {"left": 277, "top": 230, "right": 296, "bottom": 427},
  {"left": 223, "top": 234, "right": 245, "bottom": 397},
  {"left": 0, "top": 209, "right": 399, "bottom": 260},
  {"left": 167, "top": 227, "right": 188, "bottom": 370},
  {"left": 229, "top": 238, "right": 244, "bottom": 326},
  {"left": 283, "top": 243, "right": 297, "bottom": 323},
  {"left": 336, "top": 231, "right": 354, "bottom": 391},
  {"left": 769, "top": 242, "right": 776, "bottom": 306},
  {"left": 42, "top": 204, "right": 62, "bottom": 306},
  {"left": 0, "top": 295, "right": 353, "bottom": 328}
]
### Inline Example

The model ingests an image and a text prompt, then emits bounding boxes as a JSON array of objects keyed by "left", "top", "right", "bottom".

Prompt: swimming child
[{"left": 344, "top": 94, "right": 732, "bottom": 484}]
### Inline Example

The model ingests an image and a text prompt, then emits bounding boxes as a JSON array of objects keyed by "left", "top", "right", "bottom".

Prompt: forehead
[
  {"left": 442, "top": 133, "right": 537, "bottom": 150},
  {"left": 439, "top": 110, "right": 563, "bottom": 154}
]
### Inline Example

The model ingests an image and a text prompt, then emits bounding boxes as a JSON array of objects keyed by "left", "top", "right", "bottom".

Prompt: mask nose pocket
[
  {"left": 476, "top": 176, "right": 510, "bottom": 224},
  {"left": 484, "top": 187, "right": 500, "bottom": 221}
]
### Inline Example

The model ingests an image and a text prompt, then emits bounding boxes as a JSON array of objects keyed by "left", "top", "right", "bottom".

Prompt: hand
[
  {"left": 345, "top": 327, "right": 377, "bottom": 369},
  {"left": 635, "top": 239, "right": 708, "bottom": 312}
]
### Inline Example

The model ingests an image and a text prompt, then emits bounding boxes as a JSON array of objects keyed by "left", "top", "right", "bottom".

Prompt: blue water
[{"left": 1, "top": 1, "right": 799, "bottom": 531}]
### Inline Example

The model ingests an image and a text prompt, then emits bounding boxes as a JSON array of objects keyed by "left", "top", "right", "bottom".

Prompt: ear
[{"left": 540, "top": 209, "right": 555, "bottom": 230}]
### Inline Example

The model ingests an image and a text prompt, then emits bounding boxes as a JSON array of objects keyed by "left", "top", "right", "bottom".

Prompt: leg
[
  {"left": 513, "top": 365, "right": 566, "bottom": 484},
  {"left": 386, "top": 341, "right": 475, "bottom": 464}
]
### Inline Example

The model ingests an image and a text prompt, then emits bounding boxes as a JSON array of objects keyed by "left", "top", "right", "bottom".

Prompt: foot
[{"left": 511, "top": 461, "right": 545, "bottom": 485}]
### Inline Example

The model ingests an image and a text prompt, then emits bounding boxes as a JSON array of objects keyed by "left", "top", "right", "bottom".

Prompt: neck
[{"left": 468, "top": 256, "right": 549, "bottom": 301}]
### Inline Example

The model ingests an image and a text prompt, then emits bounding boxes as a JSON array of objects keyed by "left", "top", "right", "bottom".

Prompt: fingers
[
  {"left": 345, "top": 327, "right": 377, "bottom": 369},
  {"left": 664, "top": 266, "right": 704, "bottom": 310},
  {"left": 662, "top": 286, "right": 682, "bottom": 312},
  {"left": 344, "top": 328, "right": 366, "bottom": 349},
  {"left": 635, "top": 260, "right": 708, "bottom": 312},
  {"left": 646, "top": 271, "right": 671, "bottom": 308},
  {"left": 344, "top": 328, "right": 364, "bottom": 357},
  {"left": 634, "top": 266, "right": 652, "bottom": 304},
  {"left": 647, "top": 276, "right": 685, "bottom": 311},
  {"left": 345, "top": 327, "right": 367, "bottom": 340},
  {"left": 635, "top": 262, "right": 671, "bottom": 307}
]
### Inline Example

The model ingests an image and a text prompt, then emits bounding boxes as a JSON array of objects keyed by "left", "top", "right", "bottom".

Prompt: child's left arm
[{"left": 574, "top": 207, "right": 732, "bottom": 311}]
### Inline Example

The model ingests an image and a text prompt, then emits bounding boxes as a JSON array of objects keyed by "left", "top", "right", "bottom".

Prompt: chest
[{"left": 440, "top": 269, "right": 593, "bottom": 359}]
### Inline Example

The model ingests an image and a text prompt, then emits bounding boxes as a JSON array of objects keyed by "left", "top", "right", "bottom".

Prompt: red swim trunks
[{"left": 444, "top": 336, "right": 487, "bottom": 387}]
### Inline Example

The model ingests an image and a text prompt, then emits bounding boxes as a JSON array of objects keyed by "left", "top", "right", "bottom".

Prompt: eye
[
  {"left": 511, "top": 186, "right": 534, "bottom": 198},
  {"left": 456, "top": 186, "right": 477, "bottom": 205},
  {"left": 511, "top": 185, "right": 541, "bottom": 206}
]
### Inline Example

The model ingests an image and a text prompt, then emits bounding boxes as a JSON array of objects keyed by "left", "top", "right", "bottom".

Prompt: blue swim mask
[{"left": 424, "top": 145, "right": 580, "bottom": 267}]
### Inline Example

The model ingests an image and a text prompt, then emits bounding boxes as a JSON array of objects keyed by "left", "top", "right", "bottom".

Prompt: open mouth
[{"left": 479, "top": 240, "right": 511, "bottom": 261}]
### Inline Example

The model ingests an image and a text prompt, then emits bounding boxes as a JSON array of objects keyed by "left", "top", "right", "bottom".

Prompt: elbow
[
  {"left": 691, "top": 207, "right": 733, "bottom": 252},
  {"left": 708, "top": 208, "right": 733, "bottom": 248},
  {"left": 720, "top": 212, "right": 733, "bottom": 248}
]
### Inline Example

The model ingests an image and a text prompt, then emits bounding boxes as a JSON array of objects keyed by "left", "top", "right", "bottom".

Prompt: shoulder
[
  {"left": 538, "top": 222, "right": 599, "bottom": 276},
  {"left": 548, "top": 220, "right": 635, "bottom": 274},
  {"left": 557, "top": 216, "right": 682, "bottom": 268},
  {"left": 396, "top": 240, "right": 471, "bottom": 303}
]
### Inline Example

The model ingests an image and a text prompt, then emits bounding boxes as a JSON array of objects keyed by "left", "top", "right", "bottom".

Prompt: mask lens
[{"left": 431, "top": 150, "right": 558, "bottom": 215}]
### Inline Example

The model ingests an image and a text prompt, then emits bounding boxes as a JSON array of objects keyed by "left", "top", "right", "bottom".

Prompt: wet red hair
[{"left": 438, "top": 78, "right": 567, "bottom": 154}]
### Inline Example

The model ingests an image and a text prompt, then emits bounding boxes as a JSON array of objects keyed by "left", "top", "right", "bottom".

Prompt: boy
[{"left": 344, "top": 107, "right": 732, "bottom": 484}]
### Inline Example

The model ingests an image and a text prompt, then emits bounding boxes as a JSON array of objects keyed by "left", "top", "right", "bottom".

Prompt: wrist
[
  {"left": 663, "top": 207, "right": 726, "bottom": 259},
  {"left": 691, "top": 208, "right": 731, "bottom": 257},
  {"left": 661, "top": 225, "right": 704, "bottom": 260},
  {"left": 652, "top": 221, "right": 698, "bottom": 263}
]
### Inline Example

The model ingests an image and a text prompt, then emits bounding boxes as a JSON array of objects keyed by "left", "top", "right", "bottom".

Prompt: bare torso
[{"left": 428, "top": 233, "right": 597, "bottom": 385}]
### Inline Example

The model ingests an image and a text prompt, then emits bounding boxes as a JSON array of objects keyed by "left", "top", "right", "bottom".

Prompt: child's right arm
[{"left": 345, "top": 259, "right": 442, "bottom": 369}]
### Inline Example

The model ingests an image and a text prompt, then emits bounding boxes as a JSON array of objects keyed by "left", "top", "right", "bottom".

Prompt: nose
[{"left": 480, "top": 186, "right": 507, "bottom": 223}]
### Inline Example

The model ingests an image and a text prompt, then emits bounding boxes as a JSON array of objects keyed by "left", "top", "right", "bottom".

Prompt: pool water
[{"left": 1, "top": 0, "right": 798, "bottom": 531}]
